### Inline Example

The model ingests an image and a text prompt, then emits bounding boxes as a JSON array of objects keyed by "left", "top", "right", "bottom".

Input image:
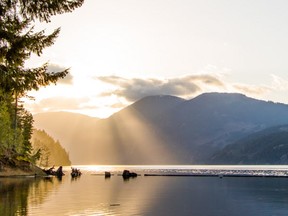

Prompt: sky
[{"left": 25, "top": 0, "right": 288, "bottom": 118}]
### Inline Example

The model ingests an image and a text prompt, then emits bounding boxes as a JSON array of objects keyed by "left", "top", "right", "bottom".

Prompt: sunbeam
[{"left": 104, "top": 106, "right": 178, "bottom": 164}]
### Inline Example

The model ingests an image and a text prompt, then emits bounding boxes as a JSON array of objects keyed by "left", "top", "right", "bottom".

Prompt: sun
[{"left": 23, "top": 71, "right": 126, "bottom": 118}]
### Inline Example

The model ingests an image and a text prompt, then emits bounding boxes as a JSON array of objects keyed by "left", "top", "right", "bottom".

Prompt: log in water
[{"left": 144, "top": 173, "right": 288, "bottom": 178}]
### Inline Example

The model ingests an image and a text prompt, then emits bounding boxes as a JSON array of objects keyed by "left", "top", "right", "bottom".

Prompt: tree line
[
  {"left": 32, "top": 129, "right": 71, "bottom": 167},
  {"left": 0, "top": 0, "right": 84, "bottom": 164}
]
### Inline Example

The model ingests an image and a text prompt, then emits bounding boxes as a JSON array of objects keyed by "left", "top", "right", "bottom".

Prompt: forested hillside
[
  {"left": 209, "top": 125, "right": 288, "bottom": 165},
  {"left": 31, "top": 129, "right": 71, "bottom": 167}
]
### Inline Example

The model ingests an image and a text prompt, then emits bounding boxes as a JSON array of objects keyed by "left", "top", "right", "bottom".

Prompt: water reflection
[
  {"left": 2, "top": 166, "right": 288, "bottom": 215},
  {"left": 145, "top": 177, "right": 288, "bottom": 216},
  {"left": 0, "top": 178, "right": 29, "bottom": 215},
  {"left": 0, "top": 177, "right": 62, "bottom": 216}
]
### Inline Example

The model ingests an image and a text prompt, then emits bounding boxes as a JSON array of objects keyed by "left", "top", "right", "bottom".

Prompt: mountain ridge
[{"left": 33, "top": 93, "right": 288, "bottom": 164}]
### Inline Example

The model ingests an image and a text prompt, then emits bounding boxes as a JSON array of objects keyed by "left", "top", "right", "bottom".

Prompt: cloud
[
  {"left": 271, "top": 74, "right": 288, "bottom": 91},
  {"left": 28, "top": 97, "right": 90, "bottom": 113},
  {"left": 232, "top": 84, "right": 271, "bottom": 95},
  {"left": 110, "top": 101, "right": 127, "bottom": 108},
  {"left": 97, "top": 74, "right": 225, "bottom": 101},
  {"left": 25, "top": 72, "right": 281, "bottom": 119},
  {"left": 47, "top": 64, "right": 73, "bottom": 85}
]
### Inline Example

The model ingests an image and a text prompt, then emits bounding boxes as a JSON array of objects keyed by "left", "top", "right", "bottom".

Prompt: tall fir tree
[{"left": 0, "top": 0, "right": 84, "bottom": 162}]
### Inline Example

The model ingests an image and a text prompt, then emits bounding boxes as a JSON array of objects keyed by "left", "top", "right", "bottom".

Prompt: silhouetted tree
[
  {"left": 31, "top": 129, "right": 71, "bottom": 167},
  {"left": 0, "top": 0, "right": 84, "bottom": 162}
]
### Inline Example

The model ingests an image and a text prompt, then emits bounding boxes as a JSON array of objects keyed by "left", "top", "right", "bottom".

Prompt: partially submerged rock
[
  {"left": 105, "top": 171, "right": 111, "bottom": 178},
  {"left": 122, "top": 170, "right": 138, "bottom": 179}
]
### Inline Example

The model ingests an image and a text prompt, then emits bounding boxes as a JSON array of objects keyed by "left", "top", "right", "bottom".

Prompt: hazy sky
[{"left": 25, "top": 0, "right": 288, "bottom": 118}]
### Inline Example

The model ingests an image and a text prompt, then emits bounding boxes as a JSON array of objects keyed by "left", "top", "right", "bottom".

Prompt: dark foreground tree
[{"left": 0, "top": 0, "right": 84, "bottom": 163}]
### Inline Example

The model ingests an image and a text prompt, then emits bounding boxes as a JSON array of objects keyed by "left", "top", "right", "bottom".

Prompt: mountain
[
  {"left": 33, "top": 112, "right": 100, "bottom": 164},
  {"left": 99, "top": 95, "right": 186, "bottom": 164},
  {"left": 157, "top": 93, "right": 288, "bottom": 162},
  {"left": 33, "top": 93, "right": 288, "bottom": 165},
  {"left": 33, "top": 96, "right": 185, "bottom": 164},
  {"left": 209, "top": 125, "right": 288, "bottom": 165},
  {"left": 31, "top": 129, "right": 71, "bottom": 167}
]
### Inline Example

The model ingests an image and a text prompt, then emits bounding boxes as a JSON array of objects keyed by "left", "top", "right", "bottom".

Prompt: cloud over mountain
[
  {"left": 233, "top": 83, "right": 270, "bottom": 95},
  {"left": 26, "top": 72, "right": 278, "bottom": 118},
  {"left": 97, "top": 74, "right": 225, "bottom": 101},
  {"left": 30, "top": 97, "right": 90, "bottom": 113}
]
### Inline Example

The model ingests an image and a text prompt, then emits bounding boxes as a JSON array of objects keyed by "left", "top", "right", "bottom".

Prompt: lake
[{"left": 2, "top": 165, "right": 288, "bottom": 216}]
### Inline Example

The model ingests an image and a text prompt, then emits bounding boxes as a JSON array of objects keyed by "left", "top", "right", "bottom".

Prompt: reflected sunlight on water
[{"left": 2, "top": 165, "right": 288, "bottom": 216}]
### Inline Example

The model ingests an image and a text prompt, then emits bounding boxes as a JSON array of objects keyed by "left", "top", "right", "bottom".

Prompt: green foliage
[
  {"left": 0, "top": 0, "right": 84, "bottom": 163},
  {"left": 0, "top": 0, "right": 81, "bottom": 95},
  {"left": 31, "top": 129, "right": 71, "bottom": 167},
  {"left": 17, "top": 109, "right": 33, "bottom": 157},
  {"left": 0, "top": 92, "right": 14, "bottom": 155},
  {"left": 0, "top": 0, "right": 84, "bottom": 95},
  {"left": 0, "top": 90, "right": 24, "bottom": 157}
]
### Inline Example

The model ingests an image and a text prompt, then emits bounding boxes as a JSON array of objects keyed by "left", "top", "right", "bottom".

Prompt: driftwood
[
  {"left": 43, "top": 166, "right": 65, "bottom": 177},
  {"left": 71, "top": 167, "right": 82, "bottom": 178}
]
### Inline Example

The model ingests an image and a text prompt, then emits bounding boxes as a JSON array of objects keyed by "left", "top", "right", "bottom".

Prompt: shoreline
[{"left": 0, "top": 160, "right": 47, "bottom": 177}]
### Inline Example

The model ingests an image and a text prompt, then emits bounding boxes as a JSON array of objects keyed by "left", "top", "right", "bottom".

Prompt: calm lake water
[{"left": 2, "top": 165, "right": 288, "bottom": 216}]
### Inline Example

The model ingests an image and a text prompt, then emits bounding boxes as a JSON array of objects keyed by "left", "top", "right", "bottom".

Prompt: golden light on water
[{"left": 14, "top": 166, "right": 168, "bottom": 216}]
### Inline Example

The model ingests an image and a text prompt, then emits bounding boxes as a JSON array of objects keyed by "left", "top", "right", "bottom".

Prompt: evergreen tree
[
  {"left": 31, "top": 129, "right": 71, "bottom": 167},
  {"left": 18, "top": 109, "right": 33, "bottom": 158},
  {"left": 0, "top": 91, "right": 14, "bottom": 156},
  {"left": 0, "top": 0, "right": 84, "bottom": 162},
  {"left": 0, "top": 0, "right": 84, "bottom": 95}
]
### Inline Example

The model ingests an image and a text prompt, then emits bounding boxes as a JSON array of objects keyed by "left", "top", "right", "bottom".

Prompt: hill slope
[
  {"left": 209, "top": 125, "right": 288, "bottom": 165},
  {"left": 31, "top": 129, "right": 71, "bottom": 167},
  {"left": 158, "top": 93, "right": 288, "bottom": 162},
  {"left": 33, "top": 112, "right": 99, "bottom": 164}
]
